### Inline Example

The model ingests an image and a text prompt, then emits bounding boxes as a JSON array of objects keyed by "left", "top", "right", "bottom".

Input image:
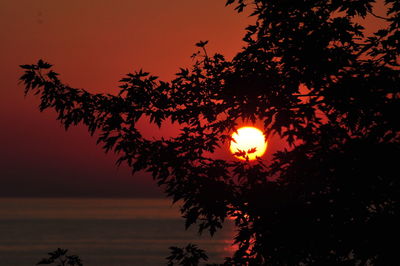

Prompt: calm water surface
[{"left": 0, "top": 198, "right": 235, "bottom": 266}]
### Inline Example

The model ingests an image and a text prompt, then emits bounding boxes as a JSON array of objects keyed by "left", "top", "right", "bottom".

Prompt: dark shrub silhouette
[
  {"left": 166, "top": 244, "right": 208, "bottom": 266},
  {"left": 37, "top": 248, "right": 82, "bottom": 266},
  {"left": 21, "top": 0, "right": 400, "bottom": 264}
]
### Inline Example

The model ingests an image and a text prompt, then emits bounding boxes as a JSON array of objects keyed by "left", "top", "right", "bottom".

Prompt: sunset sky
[
  {"left": 0, "top": 0, "right": 387, "bottom": 197},
  {"left": 0, "top": 0, "right": 252, "bottom": 197}
]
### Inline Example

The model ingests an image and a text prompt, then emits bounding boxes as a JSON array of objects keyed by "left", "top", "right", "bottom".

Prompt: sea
[{"left": 0, "top": 198, "right": 235, "bottom": 266}]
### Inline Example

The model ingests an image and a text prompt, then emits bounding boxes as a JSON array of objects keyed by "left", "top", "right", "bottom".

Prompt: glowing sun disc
[{"left": 230, "top": 127, "right": 268, "bottom": 160}]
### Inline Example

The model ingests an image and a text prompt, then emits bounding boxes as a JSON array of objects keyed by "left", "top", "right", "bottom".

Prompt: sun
[{"left": 229, "top": 126, "right": 268, "bottom": 161}]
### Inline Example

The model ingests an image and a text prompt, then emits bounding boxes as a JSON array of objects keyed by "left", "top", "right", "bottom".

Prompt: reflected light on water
[{"left": 0, "top": 198, "right": 237, "bottom": 266}]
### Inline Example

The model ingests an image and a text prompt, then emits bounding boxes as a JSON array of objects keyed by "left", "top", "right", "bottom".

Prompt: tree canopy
[{"left": 20, "top": 0, "right": 399, "bottom": 265}]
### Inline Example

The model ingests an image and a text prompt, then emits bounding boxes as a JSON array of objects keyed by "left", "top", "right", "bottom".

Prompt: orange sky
[
  {"left": 0, "top": 0, "right": 388, "bottom": 197},
  {"left": 0, "top": 0, "right": 251, "bottom": 197}
]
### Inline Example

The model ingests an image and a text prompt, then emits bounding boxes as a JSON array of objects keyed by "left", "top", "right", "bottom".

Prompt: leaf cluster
[
  {"left": 37, "top": 248, "right": 83, "bottom": 266},
  {"left": 166, "top": 244, "right": 208, "bottom": 266}
]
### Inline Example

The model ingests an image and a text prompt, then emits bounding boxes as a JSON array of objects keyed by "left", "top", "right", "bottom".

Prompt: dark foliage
[
  {"left": 21, "top": 0, "right": 400, "bottom": 265},
  {"left": 166, "top": 244, "right": 208, "bottom": 266},
  {"left": 37, "top": 248, "right": 83, "bottom": 266}
]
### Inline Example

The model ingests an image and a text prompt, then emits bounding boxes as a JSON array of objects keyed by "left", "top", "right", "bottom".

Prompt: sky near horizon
[
  {"left": 0, "top": 0, "right": 388, "bottom": 197},
  {"left": 0, "top": 0, "right": 251, "bottom": 197}
]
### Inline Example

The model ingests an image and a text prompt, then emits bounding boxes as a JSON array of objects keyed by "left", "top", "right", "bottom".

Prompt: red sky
[
  {"left": 0, "top": 0, "right": 251, "bottom": 197},
  {"left": 0, "top": 0, "right": 388, "bottom": 197}
]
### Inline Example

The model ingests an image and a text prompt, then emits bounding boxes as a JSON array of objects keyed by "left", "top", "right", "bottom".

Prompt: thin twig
[{"left": 368, "top": 11, "right": 389, "bottom": 21}]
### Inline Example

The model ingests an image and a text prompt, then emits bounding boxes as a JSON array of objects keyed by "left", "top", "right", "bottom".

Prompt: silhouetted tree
[
  {"left": 166, "top": 244, "right": 208, "bottom": 266},
  {"left": 37, "top": 248, "right": 83, "bottom": 266},
  {"left": 21, "top": 0, "right": 399, "bottom": 265}
]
